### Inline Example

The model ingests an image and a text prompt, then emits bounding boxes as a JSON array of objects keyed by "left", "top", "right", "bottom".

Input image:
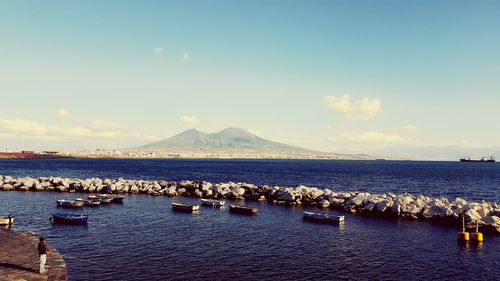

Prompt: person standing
[{"left": 37, "top": 237, "right": 50, "bottom": 274}]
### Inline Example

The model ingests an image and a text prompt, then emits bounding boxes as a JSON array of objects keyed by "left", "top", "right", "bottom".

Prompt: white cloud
[
  {"left": 180, "top": 115, "right": 199, "bottom": 124},
  {"left": 0, "top": 117, "right": 160, "bottom": 142},
  {"left": 182, "top": 52, "right": 190, "bottom": 61},
  {"left": 56, "top": 108, "right": 69, "bottom": 120},
  {"left": 400, "top": 124, "right": 419, "bottom": 132},
  {"left": 341, "top": 132, "right": 406, "bottom": 143},
  {"left": 324, "top": 95, "right": 382, "bottom": 120},
  {"left": 91, "top": 118, "right": 122, "bottom": 132},
  {"left": 0, "top": 119, "right": 47, "bottom": 135},
  {"left": 154, "top": 48, "right": 162, "bottom": 56}
]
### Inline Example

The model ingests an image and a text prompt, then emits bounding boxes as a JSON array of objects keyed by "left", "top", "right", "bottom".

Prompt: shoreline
[{"left": 1, "top": 175, "right": 498, "bottom": 234}]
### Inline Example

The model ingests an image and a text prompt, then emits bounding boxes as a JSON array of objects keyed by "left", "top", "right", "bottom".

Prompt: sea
[{"left": 0, "top": 159, "right": 498, "bottom": 281}]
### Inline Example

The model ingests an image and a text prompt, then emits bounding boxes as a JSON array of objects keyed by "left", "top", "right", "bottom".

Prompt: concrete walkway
[{"left": 0, "top": 228, "right": 67, "bottom": 281}]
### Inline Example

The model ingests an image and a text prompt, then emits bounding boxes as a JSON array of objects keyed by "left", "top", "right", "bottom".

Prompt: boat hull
[
  {"left": 172, "top": 203, "right": 200, "bottom": 212},
  {"left": 303, "top": 211, "right": 344, "bottom": 223},
  {"left": 51, "top": 214, "right": 88, "bottom": 225},
  {"left": 201, "top": 199, "right": 225, "bottom": 207},
  {"left": 229, "top": 205, "right": 257, "bottom": 215},
  {"left": 57, "top": 200, "right": 84, "bottom": 208}
]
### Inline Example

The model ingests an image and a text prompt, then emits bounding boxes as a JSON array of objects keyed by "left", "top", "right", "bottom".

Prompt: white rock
[{"left": 320, "top": 199, "right": 330, "bottom": 208}]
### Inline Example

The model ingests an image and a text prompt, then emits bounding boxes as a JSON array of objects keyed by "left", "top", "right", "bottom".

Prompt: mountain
[
  {"left": 365, "top": 145, "right": 500, "bottom": 161},
  {"left": 134, "top": 127, "right": 315, "bottom": 154}
]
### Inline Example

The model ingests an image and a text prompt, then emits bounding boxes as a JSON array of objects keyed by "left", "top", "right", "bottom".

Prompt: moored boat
[
  {"left": 229, "top": 204, "right": 257, "bottom": 215},
  {"left": 56, "top": 199, "right": 84, "bottom": 208},
  {"left": 109, "top": 195, "right": 125, "bottom": 203},
  {"left": 0, "top": 214, "right": 14, "bottom": 225},
  {"left": 303, "top": 211, "right": 344, "bottom": 223},
  {"left": 200, "top": 198, "right": 225, "bottom": 207},
  {"left": 172, "top": 202, "right": 200, "bottom": 212},
  {"left": 51, "top": 213, "right": 88, "bottom": 225},
  {"left": 88, "top": 195, "right": 113, "bottom": 204},
  {"left": 76, "top": 198, "right": 101, "bottom": 207}
]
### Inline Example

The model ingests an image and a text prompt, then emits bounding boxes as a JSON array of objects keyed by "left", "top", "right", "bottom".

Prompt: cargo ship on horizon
[{"left": 459, "top": 156, "right": 496, "bottom": 163}]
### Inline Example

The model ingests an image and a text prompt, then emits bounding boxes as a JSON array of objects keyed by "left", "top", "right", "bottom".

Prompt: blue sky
[{"left": 0, "top": 0, "right": 499, "bottom": 152}]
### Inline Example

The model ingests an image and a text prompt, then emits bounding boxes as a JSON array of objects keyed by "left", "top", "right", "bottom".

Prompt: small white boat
[
  {"left": 200, "top": 198, "right": 225, "bottom": 207},
  {"left": 56, "top": 199, "right": 84, "bottom": 208},
  {"left": 303, "top": 211, "right": 344, "bottom": 223},
  {"left": 0, "top": 214, "right": 14, "bottom": 225}
]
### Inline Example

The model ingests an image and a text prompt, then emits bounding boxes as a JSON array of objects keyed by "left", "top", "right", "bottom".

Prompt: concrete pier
[{"left": 0, "top": 228, "right": 67, "bottom": 281}]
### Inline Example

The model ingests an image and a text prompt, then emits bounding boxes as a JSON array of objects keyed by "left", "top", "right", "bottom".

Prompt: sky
[{"left": 0, "top": 0, "right": 499, "bottom": 153}]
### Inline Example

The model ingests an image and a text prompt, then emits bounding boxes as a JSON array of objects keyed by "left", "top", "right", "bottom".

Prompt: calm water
[{"left": 0, "top": 159, "right": 499, "bottom": 281}]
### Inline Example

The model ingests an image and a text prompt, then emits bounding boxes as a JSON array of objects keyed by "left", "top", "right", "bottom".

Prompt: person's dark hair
[{"left": 39, "top": 237, "right": 45, "bottom": 242}]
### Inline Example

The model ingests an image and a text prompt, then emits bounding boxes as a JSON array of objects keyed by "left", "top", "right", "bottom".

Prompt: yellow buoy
[
  {"left": 458, "top": 214, "right": 470, "bottom": 241},
  {"left": 471, "top": 220, "right": 484, "bottom": 243}
]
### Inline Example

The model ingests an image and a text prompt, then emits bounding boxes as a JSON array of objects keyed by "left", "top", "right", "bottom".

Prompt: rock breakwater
[{"left": 1, "top": 175, "right": 499, "bottom": 234}]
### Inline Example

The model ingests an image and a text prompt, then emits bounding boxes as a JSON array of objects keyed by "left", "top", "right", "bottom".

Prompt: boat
[
  {"left": 172, "top": 202, "right": 200, "bottom": 212},
  {"left": 75, "top": 198, "right": 101, "bottom": 207},
  {"left": 460, "top": 156, "right": 496, "bottom": 163},
  {"left": 229, "top": 204, "right": 258, "bottom": 215},
  {"left": 200, "top": 198, "right": 225, "bottom": 207},
  {"left": 56, "top": 199, "right": 84, "bottom": 208},
  {"left": 0, "top": 214, "right": 14, "bottom": 225},
  {"left": 303, "top": 211, "right": 345, "bottom": 223},
  {"left": 88, "top": 195, "right": 113, "bottom": 204},
  {"left": 51, "top": 213, "right": 88, "bottom": 225},
  {"left": 108, "top": 195, "right": 125, "bottom": 203}
]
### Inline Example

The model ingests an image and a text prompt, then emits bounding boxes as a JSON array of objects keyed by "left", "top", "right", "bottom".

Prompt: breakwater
[{"left": 1, "top": 175, "right": 499, "bottom": 233}]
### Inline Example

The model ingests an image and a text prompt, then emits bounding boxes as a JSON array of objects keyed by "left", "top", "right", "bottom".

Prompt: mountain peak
[
  {"left": 134, "top": 127, "right": 312, "bottom": 154},
  {"left": 214, "top": 127, "right": 256, "bottom": 138}
]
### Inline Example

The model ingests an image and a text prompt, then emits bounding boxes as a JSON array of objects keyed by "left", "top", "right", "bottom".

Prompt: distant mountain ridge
[{"left": 134, "top": 127, "right": 315, "bottom": 154}]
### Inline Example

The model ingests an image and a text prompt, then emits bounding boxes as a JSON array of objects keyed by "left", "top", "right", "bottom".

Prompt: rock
[
  {"left": 33, "top": 182, "right": 45, "bottom": 191},
  {"left": 363, "top": 203, "right": 375, "bottom": 212},
  {"left": 306, "top": 188, "right": 324, "bottom": 200},
  {"left": 193, "top": 189, "right": 203, "bottom": 198},
  {"left": 166, "top": 186, "right": 177, "bottom": 197},
  {"left": 465, "top": 209, "right": 482, "bottom": 222},
  {"left": 401, "top": 204, "right": 423, "bottom": 215},
  {"left": 391, "top": 204, "right": 401, "bottom": 215},
  {"left": 477, "top": 205, "right": 491, "bottom": 218},
  {"left": 481, "top": 215, "right": 500, "bottom": 225},
  {"left": 18, "top": 185, "right": 30, "bottom": 191},
  {"left": 329, "top": 197, "right": 345, "bottom": 207},
  {"left": 277, "top": 190, "right": 295, "bottom": 201},
  {"left": 130, "top": 185, "right": 139, "bottom": 194},
  {"left": 422, "top": 205, "right": 447, "bottom": 219},
  {"left": 320, "top": 199, "right": 330, "bottom": 208},
  {"left": 177, "top": 188, "right": 186, "bottom": 195},
  {"left": 21, "top": 178, "right": 35, "bottom": 188},
  {"left": 337, "top": 192, "right": 352, "bottom": 199},
  {"left": 232, "top": 187, "right": 246, "bottom": 198},
  {"left": 376, "top": 200, "right": 392, "bottom": 212},
  {"left": 454, "top": 197, "right": 468, "bottom": 207},
  {"left": 346, "top": 193, "right": 370, "bottom": 207},
  {"left": 2, "top": 184, "right": 14, "bottom": 191}
]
